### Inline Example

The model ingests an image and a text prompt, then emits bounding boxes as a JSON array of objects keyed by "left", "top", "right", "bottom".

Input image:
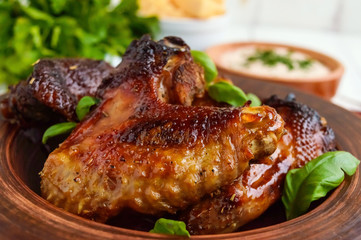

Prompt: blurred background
[
  {"left": 1, "top": 0, "right": 360, "bottom": 112},
  {"left": 225, "top": 0, "right": 361, "bottom": 113},
  {"left": 153, "top": 0, "right": 361, "bottom": 113}
]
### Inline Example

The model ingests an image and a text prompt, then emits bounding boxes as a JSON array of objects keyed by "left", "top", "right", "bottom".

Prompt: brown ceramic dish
[
  {"left": 0, "top": 76, "right": 361, "bottom": 240},
  {"left": 206, "top": 42, "right": 344, "bottom": 100}
]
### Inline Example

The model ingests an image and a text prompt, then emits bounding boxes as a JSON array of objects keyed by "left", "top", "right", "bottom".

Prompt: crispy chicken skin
[
  {"left": 40, "top": 36, "right": 284, "bottom": 222},
  {"left": 1, "top": 58, "right": 114, "bottom": 124},
  {"left": 181, "top": 95, "right": 336, "bottom": 235}
]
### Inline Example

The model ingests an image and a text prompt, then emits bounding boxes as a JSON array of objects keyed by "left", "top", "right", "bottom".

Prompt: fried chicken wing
[
  {"left": 1, "top": 58, "right": 114, "bottom": 124},
  {"left": 40, "top": 36, "right": 285, "bottom": 222},
  {"left": 181, "top": 95, "right": 336, "bottom": 234}
]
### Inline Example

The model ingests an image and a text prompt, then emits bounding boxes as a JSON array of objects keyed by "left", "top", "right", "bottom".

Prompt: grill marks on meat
[
  {"left": 181, "top": 95, "right": 336, "bottom": 235},
  {"left": 40, "top": 36, "right": 285, "bottom": 222},
  {"left": 1, "top": 58, "right": 114, "bottom": 124}
]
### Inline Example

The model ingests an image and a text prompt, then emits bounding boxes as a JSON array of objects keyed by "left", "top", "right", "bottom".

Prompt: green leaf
[
  {"left": 21, "top": 6, "right": 54, "bottom": 25},
  {"left": 247, "top": 93, "right": 262, "bottom": 107},
  {"left": 42, "top": 122, "right": 77, "bottom": 144},
  {"left": 75, "top": 28, "right": 102, "bottom": 45},
  {"left": 191, "top": 50, "right": 218, "bottom": 84},
  {"left": 282, "top": 151, "right": 360, "bottom": 220},
  {"left": 246, "top": 49, "right": 294, "bottom": 70},
  {"left": 13, "top": 17, "right": 33, "bottom": 54},
  {"left": 0, "top": 11, "right": 14, "bottom": 48},
  {"left": 298, "top": 59, "right": 313, "bottom": 69},
  {"left": 51, "top": 0, "right": 67, "bottom": 14},
  {"left": 30, "top": 25, "right": 42, "bottom": 48},
  {"left": 76, "top": 96, "right": 99, "bottom": 121},
  {"left": 51, "top": 26, "right": 61, "bottom": 48},
  {"left": 150, "top": 218, "right": 190, "bottom": 237},
  {"left": 208, "top": 81, "right": 248, "bottom": 106},
  {"left": 4, "top": 51, "right": 39, "bottom": 76},
  {"left": 114, "top": 0, "right": 138, "bottom": 13},
  {"left": 0, "top": 0, "right": 159, "bottom": 86}
]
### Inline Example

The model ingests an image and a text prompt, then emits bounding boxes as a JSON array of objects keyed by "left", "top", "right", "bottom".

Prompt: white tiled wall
[
  {"left": 340, "top": 0, "right": 361, "bottom": 33},
  {"left": 226, "top": 0, "right": 260, "bottom": 26},
  {"left": 227, "top": 0, "right": 361, "bottom": 33}
]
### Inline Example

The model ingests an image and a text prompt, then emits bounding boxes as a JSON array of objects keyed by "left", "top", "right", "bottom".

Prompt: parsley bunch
[{"left": 0, "top": 0, "right": 159, "bottom": 85}]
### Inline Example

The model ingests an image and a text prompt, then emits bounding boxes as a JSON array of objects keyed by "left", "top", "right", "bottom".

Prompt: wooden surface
[{"left": 0, "top": 75, "right": 361, "bottom": 239}]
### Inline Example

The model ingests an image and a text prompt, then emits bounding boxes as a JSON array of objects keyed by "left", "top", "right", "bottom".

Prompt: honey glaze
[
  {"left": 11, "top": 125, "right": 331, "bottom": 235},
  {"left": 180, "top": 95, "right": 336, "bottom": 235},
  {"left": 39, "top": 36, "right": 285, "bottom": 223}
]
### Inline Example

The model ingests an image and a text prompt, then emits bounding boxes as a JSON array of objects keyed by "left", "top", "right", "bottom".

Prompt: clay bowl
[
  {"left": 207, "top": 42, "right": 344, "bottom": 100},
  {"left": 1, "top": 77, "right": 361, "bottom": 239}
]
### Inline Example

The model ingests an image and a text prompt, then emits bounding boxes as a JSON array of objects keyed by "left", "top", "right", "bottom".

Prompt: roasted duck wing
[
  {"left": 181, "top": 95, "right": 336, "bottom": 235},
  {"left": 40, "top": 36, "right": 284, "bottom": 222},
  {"left": 1, "top": 58, "right": 114, "bottom": 124}
]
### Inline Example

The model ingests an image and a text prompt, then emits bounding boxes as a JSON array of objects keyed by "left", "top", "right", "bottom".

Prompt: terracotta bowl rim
[
  {"left": 206, "top": 41, "right": 345, "bottom": 83},
  {"left": 4, "top": 134, "right": 353, "bottom": 239},
  {"left": 2, "top": 123, "right": 357, "bottom": 239}
]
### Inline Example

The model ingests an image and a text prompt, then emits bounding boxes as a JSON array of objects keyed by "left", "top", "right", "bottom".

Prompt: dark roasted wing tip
[
  {"left": 265, "top": 94, "right": 337, "bottom": 155},
  {"left": 159, "top": 36, "right": 190, "bottom": 51},
  {"left": 267, "top": 93, "right": 296, "bottom": 104}
]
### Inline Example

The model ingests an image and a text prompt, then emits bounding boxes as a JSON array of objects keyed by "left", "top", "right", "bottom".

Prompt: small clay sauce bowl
[
  {"left": 1, "top": 78, "right": 361, "bottom": 239},
  {"left": 207, "top": 42, "right": 344, "bottom": 100}
]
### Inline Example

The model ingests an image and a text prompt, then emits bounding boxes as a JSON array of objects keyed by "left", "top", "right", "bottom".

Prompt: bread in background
[{"left": 138, "top": 0, "right": 225, "bottom": 19}]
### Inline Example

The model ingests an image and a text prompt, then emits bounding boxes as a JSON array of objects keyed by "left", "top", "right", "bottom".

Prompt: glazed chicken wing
[
  {"left": 1, "top": 58, "right": 114, "bottom": 124},
  {"left": 181, "top": 95, "right": 336, "bottom": 234},
  {"left": 40, "top": 36, "right": 284, "bottom": 222}
]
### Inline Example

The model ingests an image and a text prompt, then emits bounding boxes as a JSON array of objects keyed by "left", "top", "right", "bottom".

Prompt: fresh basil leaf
[
  {"left": 76, "top": 96, "right": 99, "bottom": 121},
  {"left": 247, "top": 93, "right": 261, "bottom": 107},
  {"left": 208, "top": 81, "right": 248, "bottom": 107},
  {"left": 282, "top": 151, "right": 360, "bottom": 220},
  {"left": 42, "top": 122, "right": 77, "bottom": 144},
  {"left": 150, "top": 218, "right": 190, "bottom": 237},
  {"left": 191, "top": 50, "right": 218, "bottom": 84}
]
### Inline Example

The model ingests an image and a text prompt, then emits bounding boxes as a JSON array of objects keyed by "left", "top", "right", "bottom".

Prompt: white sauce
[{"left": 221, "top": 46, "right": 330, "bottom": 79}]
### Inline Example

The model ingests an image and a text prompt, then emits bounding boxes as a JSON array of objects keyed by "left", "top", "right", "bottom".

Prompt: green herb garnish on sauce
[{"left": 245, "top": 49, "right": 313, "bottom": 70}]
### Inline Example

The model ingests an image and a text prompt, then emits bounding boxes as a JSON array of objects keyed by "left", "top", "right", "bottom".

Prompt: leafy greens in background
[
  {"left": 190, "top": 50, "right": 261, "bottom": 107},
  {"left": 282, "top": 151, "right": 360, "bottom": 220},
  {"left": 0, "top": 0, "right": 159, "bottom": 85},
  {"left": 150, "top": 218, "right": 190, "bottom": 237},
  {"left": 42, "top": 96, "right": 99, "bottom": 144}
]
